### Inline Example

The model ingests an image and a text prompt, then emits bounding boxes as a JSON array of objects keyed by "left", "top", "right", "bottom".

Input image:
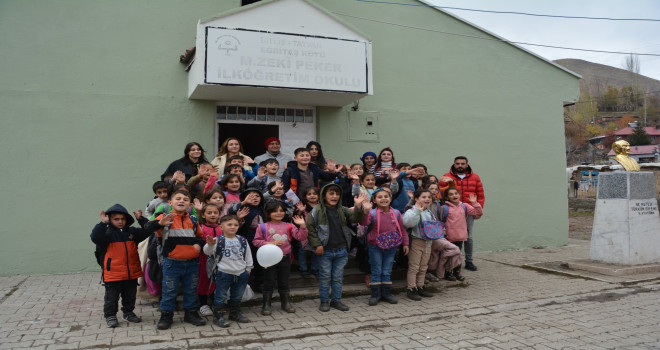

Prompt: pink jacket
[
  {"left": 444, "top": 201, "right": 482, "bottom": 242},
  {"left": 253, "top": 222, "right": 308, "bottom": 255}
]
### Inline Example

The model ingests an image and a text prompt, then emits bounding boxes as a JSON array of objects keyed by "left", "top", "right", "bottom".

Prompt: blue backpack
[{"left": 439, "top": 203, "right": 468, "bottom": 223}]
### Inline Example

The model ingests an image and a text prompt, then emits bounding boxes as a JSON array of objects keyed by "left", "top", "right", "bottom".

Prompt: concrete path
[{"left": 2, "top": 239, "right": 659, "bottom": 349}]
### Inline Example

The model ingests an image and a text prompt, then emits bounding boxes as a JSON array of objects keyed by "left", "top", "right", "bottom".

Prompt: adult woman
[
  {"left": 211, "top": 137, "right": 254, "bottom": 173},
  {"left": 361, "top": 151, "right": 377, "bottom": 174},
  {"left": 306, "top": 141, "right": 326, "bottom": 170},
  {"left": 373, "top": 147, "right": 397, "bottom": 178},
  {"left": 161, "top": 142, "right": 208, "bottom": 183}
]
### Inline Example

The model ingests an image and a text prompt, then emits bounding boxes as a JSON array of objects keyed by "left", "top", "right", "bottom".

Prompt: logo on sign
[{"left": 215, "top": 35, "right": 240, "bottom": 56}]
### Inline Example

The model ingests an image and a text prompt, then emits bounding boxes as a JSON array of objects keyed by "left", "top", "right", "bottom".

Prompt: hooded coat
[
  {"left": 90, "top": 204, "right": 150, "bottom": 282},
  {"left": 442, "top": 164, "right": 485, "bottom": 208},
  {"left": 306, "top": 183, "right": 364, "bottom": 249}
]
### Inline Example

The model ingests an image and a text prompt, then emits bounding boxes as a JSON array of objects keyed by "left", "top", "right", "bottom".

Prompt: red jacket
[{"left": 442, "top": 165, "right": 485, "bottom": 208}]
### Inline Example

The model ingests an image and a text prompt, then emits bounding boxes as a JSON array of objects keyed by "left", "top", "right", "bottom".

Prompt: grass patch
[{"left": 569, "top": 211, "right": 594, "bottom": 217}]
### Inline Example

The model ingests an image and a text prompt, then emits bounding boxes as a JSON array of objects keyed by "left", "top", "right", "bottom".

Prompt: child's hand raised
[
  {"left": 388, "top": 169, "right": 400, "bottom": 180},
  {"left": 133, "top": 209, "right": 143, "bottom": 220},
  {"left": 257, "top": 166, "right": 266, "bottom": 178},
  {"left": 236, "top": 207, "right": 250, "bottom": 219},
  {"left": 158, "top": 213, "right": 176, "bottom": 226},
  {"left": 205, "top": 236, "right": 217, "bottom": 246},
  {"left": 354, "top": 192, "right": 368, "bottom": 208},
  {"left": 99, "top": 211, "right": 109, "bottom": 223},
  {"left": 292, "top": 215, "right": 306, "bottom": 227},
  {"left": 469, "top": 193, "right": 478, "bottom": 204},
  {"left": 173, "top": 171, "right": 185, "bottom": 184},
  {"left": 362, "top": 200, "right": 373, "bottom": 212},
  {"left": 193, "top": 198, "right": 203, "bottom": 212},
  {"left": 295, "top": 201, "right": 306, "bottom": 213},
  {"left": 439, "top": 176, "right": 454, "bottom": 184}
]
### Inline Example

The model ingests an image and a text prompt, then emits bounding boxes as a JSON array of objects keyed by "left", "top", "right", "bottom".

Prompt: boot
[
  {"left": 453, "top": 265, "right": 465, "bottom": 281},
  {"left": 213, "top": 304, "right": 229, "bottom": 328},
  {"left": 380, "top": 284, "right": 398, "bottom": 304},
  {"left": 228, "top": 302, "right": 250, "bottom": 323},
  {"left": 444, "top": 270, "right": 457, "bottom": 281},
  {"left": 261, "top": 292, "right": 272, "bottom": 316},
  {"left": 406, "top": 288, "right": 421, "bottom": 301},
  {"left": 156, "top": 311, "right": 173, "bottom": 330},
  {"left": 368, "top": 284, "right": 381, "bottom": 306},
  {"left": 280, "top": 292, "right": 295, "bottom": 313},
  {"left": 417, "top": 286, "right": 434, "bottom": 298},
  {"left": 183, "top": 309, "right": 206, "bottom": 326}
]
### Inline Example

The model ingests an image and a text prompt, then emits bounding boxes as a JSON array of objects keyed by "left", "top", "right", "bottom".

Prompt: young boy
[
  {"left": 228, "top": 154, "right": 257, "bottom": 181},
  {"left": 391, "top": 163, "right": 425, "bottom": 213},
  {"left": 146, "top": 190, "right": 206, "bottom": 330},
  {"left": 228, "top": 187, "right": 265, "bottom": 290},
  {"left": 91, "top": 204, "right": 150, "bottom": 328},
  {"left": 306, "top": 184, "right": 368, "bottom": 312},
  {"left": 282, "top": 148, "right": 340, "bottom": 198},
  {"left": 203, "top": 215, "right": 253, "bottom": 327},
  {"left": 145, "top": 181, "right": 169, "bottom": 219},
  {"left": 186, "top": 161, "right": 216, "bottom": 199},
  {"left": 247, "top": 158, "right": 280, "bottom": 193}
]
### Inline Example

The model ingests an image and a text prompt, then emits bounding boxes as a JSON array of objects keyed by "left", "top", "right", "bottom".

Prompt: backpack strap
[
  {"left": 461, "top": 203, "right": 468, "bottom": 218},
  {"left": 440, "top": 204, "right": 449, "bottom": 223},
  {"left": 259, "top": 223, "right": 267, "bottom": 240}
]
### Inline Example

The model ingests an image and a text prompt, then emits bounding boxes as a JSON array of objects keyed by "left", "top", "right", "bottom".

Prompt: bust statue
[{"left": 612, "top": 140, "right": 641, "bottom": 171}]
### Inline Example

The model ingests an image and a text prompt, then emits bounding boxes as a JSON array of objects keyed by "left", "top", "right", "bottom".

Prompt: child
[
  {"left": 253, "top": 201, "right": 309, "bottom": 315},
  {"left": 282, "top": 148, "right": 340, "bottom": 198},
  {"left": 91, "top": 204, "right": 150, "bottom": 327},
  {"left": 297, "top": 187, "right": 320, "bottom": 278},
  {"left": 402, "top": 189, "right": 437, "bottom": 301},
  {"left": 440, "top": 187, "right": 483, "bottom": 281},
  {"left": 229, "top": 188, "right": 265, "bottom": 291},
  {"left": 149, "top": 183, "right": 196, "bottom": 220},
  {"left": 187, "top": 162, "right": 218, "bottom": 200},
  {"left": 146, "top": 190, "right": 206, "bottom": 330},
  {"left": 248, "top": 158, "right": 280, "bottom": 193},
  {"left": 352, "top": 172, "right": 377, "bottom": 200},
  {"left": 203, "top": 215, "right": 253, "bottom": 328},
  {"left": 197, "top": 204, "right": 222, "bottom": 316},
  {"left": 145, "top": 181, "right": 169, "bottom": 219},
  {"left": 228, "top": 154, "right": 257, "bottom": 181},
  {"left": 360, "top": 189, "right": 409, "bottom": 306},
  {"left": 392, "top": 163, "right": 425, "bottom": 213},
  {"left": 221, "top": 174, "right": 243, "bottom": 206},
  {"left": 306, "top": 184, "right": 368, "bottom": 312},
  {"left": 263, "top": 181, "right": 298, "bottom": 219}
]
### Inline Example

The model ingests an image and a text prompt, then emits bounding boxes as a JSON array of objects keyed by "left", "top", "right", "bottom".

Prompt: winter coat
[
  {"left": 442, "top": 201, "right": 483, "bottom": 242},
  {"left": 442, "top": 165, "right": 485, "bottom": 207},
  {"left": 306, "top": 183, "right": 364, "bottom": 248}
]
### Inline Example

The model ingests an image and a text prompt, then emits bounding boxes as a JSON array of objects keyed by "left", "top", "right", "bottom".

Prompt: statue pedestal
[{"left": 590, "top": 172, "right": 660, "bottom": 265}]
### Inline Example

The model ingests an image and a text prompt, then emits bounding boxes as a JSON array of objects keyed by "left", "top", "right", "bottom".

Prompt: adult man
[
  {"left": 441, "top": 156, "right": 485, "bottom": 271},
  {"left": 253, "top": 137, "right": 293, "bottom": 177}
]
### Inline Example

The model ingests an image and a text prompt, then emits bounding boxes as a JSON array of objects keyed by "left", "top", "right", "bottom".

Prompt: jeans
[
  {"left": 465, "top": 215, "right": 475, "bottom": 263},
  {"left": 367, "top": 244, "right": 397, "bottom": 284},
  {"left": 214, "top": 270, "right": 250, "bottom": 305},
  {"left": 318, "top": 248, "right": 348, "bottom": 302},
  {"left": 263, "top": 254, "right": 291, "bottom": 294},
  {"left": 298, "top": 247, "right": 319, "bottom": 274},
  {"left": 104, "top": 279, "right": 138, "bottom": 317},
  {"left": 160, "top": 258, "right": 199, "bottom": 312}
]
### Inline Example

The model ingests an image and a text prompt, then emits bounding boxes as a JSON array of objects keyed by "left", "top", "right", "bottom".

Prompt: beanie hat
[
  {"left": 360, "top": 151, "right": 377, "bottom": 164},
  {"left": 265, "top": 137, "right": 281, "bottom": 149}
]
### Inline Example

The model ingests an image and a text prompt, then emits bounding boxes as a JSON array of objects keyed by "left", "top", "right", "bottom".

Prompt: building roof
[
  {"left": 611, "top": 126, "right": 660, "bottom": 136},
  {"left": 607, "top": 145, "right": 659, "bottom": 156}
]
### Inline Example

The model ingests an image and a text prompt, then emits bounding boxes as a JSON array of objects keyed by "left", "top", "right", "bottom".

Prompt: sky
[{"left": 420, "top": 0, "right": 660, "bottom": 81}]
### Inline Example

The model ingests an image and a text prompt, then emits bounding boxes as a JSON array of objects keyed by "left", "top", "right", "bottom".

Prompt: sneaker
[
  {"left": 319, "top": 302, "right": 330, "bottom": 312},
  {"left": 425, "top": 273, "right": 440, "bottom": 282},
  {"left": 417, "top": 286, "right": 434, "bottom": 298},
  {"left": 183, "top": 310, "right": 207, "bottom": 326},
  {"left": 329, "top": 300, "right": 350, "bottom": 312},
  {"left": 106, "top": 316, "right": 119, "bottom": 328},
  {"left": 465, "top": 262, "right": 478, "bottom": 271},
  {"left": 406, "top": 288, "right": 421, "bottom": 301},
  {"left": 123, "top": 312, "right": 142, "bottom": 323},
  {"left": 199, "top": 305, "right": 213, "bottom": 316}
]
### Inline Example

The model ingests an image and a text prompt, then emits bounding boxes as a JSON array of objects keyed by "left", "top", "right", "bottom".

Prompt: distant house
[
  {"left": 591, "top": 125, "right": 660, "bottom": 148},
  {"left": 607, "top": 145, "right": 659, "bottom": 163}
]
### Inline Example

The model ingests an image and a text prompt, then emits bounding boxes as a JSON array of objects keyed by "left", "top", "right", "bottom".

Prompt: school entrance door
[{"left": 215, "top": 104, "right": 316, "bottom": 159}]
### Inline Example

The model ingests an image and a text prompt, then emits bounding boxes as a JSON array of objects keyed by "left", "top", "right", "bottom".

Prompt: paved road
[{"left": 1, "top": 239, "right": 659, "bottom": 349}]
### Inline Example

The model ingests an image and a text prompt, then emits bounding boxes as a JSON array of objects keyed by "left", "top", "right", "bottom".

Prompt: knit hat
[
  {"left": 360, "top": 151, "right": 377, "bottom": 164},
  {"left": 265, "top": 137, "right": 280, "bottom": 149},
  {"left": 239, "top": 187, "right": 264, "bottom": 203}
]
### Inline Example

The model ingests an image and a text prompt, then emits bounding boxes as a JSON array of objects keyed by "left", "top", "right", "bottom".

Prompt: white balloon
[{"left": 256, "top": 244, "right": 284, "bottom": 268}]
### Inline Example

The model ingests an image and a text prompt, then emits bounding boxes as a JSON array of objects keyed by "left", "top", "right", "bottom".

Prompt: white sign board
[{"left": 205, "top": 27, "right": 368, "bottom": 93}]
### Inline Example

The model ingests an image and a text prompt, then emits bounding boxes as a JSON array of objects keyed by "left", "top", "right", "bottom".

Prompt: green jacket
[{"left": 306, "top": 183, "right": 364, "bottom": 248}]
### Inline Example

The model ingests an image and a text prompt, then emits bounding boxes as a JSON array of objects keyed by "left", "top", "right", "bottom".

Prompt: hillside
[{"left": 554, "top": 59, "right": 660, "bottom": 95}]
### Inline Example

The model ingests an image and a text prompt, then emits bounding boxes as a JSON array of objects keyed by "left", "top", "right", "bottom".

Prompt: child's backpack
[
  {"left": 439, "top": 203, "right": 468, "bottom": 223},
  {"left": 206, "top": 235, "right": 248, "bottom": 279},
  {"left": 366, "top": 208, "right": 404, "bottom": 250}
]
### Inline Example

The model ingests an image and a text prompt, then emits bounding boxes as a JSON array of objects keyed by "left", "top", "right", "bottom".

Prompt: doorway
[{"left": 217, "top": 123, "right": 279, "bottom": 159}]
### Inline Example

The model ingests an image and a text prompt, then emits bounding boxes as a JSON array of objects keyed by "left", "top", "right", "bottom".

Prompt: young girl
[
  {"left": 253, "top": 201, "right": 308, "bottom": 315},
  {"left": 402, "top": 189, "right": 437, "bottom": 300},
  {"left": 441, "top": 187, "right": 483, "bottom": 281},
  {"left": 296, "top": 187, "right": 320, "bottom": 278},
  {"left": 352, "top": 172, "right": 377, "bottom": 200},
  {"left": 203, "top": 215, "right": 253, "bottom": 328},
  {"left": 360, "top": 188, "right": 409, "bottom": 306},
  {"left": 197, "top": 204, "right": 222, "bottom": 316},
  {"left": 221, "top": 174, "right": 243, "bottom": 207}
]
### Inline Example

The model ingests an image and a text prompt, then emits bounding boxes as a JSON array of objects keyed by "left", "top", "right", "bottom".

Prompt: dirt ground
[{"left": 569, "top": 213, "right": 594, "bottom": 240}]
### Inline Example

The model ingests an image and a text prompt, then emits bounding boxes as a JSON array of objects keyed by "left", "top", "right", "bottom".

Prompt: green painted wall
[
  {"left": 0, "top": 0, "right": 578, "bottom": 275},
  {"left": 313, "top": 0, "right": 579, "bottom": 251}
]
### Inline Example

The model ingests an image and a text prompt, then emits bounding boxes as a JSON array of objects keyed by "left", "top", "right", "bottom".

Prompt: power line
[
  {"left": 355, "top": 0, "right": 660, "bottom": 22},
  {"left": 332, "top": 12, "right": 660, "bottom": 57},
  {"left": 572, "top": 90, "right": 660, "bottom": 105}
]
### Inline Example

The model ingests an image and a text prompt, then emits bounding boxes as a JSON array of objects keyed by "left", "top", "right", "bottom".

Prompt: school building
[{"left": 0, "top": 0, "right": 580, "bottom": 275}]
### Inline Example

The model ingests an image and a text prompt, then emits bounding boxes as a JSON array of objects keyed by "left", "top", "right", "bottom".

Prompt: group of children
[{"left": 91, "top": 144, "right": 483, "bottom": 329}]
